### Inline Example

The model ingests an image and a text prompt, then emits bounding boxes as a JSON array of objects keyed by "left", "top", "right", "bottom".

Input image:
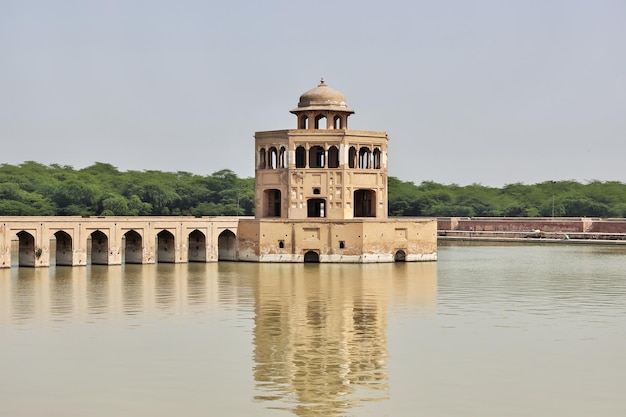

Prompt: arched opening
[
  {"left": 123, "top": 230, "right": 143, "bottom": 264},
  {"left": 259, "top": 148, "right": 267, "bottom": 169},
  {"left": 295, "top": 146, "right": 306, "bottom": 168},
  {"left": 279, "top": 146, "right": 287, "bottom": 168},
  {"left": 394, "top": 250, "right": 407, "bottom": 262},
  {"left": 263, "top": 189, "right": 281, "bottom": 217},
  {"left": 373, "top": 148, "right": 382, "bottom": 169},
  {"left": 309, "top": 145, "right": 325, "bottom": 168},
  {"left": 188, "top": 230, "right": 206, "bottom": 262},
  {"left": 358, "top": 147, "right": 371, "bottom": 169},
  {"left": 328, "top": 145, "right": 339, "bottom": 168},
  {"left": 298, "top": 115, "right": 308, "bottom": 129},
  {"left": 17, "top": 231, "right": 36, "bottom": 267},
  {"left": 157, "top": 230, "right": 176, "bottom": 263},
  {"left": 307, "top": 198, "right": 326, "bottom": 218},
  {"left": 268, "top": 147, "right": 278, "bottom": 169},
  {"left": 218, "top": 229, "right": 237, "bottom": 261},
  {"left": 354, "top": 189, "right": 376, "bottom": 217},
  {"left": 314, "top": 114, "right": 327, "bottom": 129},
  {"left": 333, "top": 115, "right": 343, "bottom": 129},
  {"left": 304, "top": 250, "right": 320, "bottom": 263},
  {"left": 348, "top": 146, "right": 357, "bottom": 168},
  {"left": 90, "top": 230, "right": 109, "bottom": 265},
  {"left": 54, "top": 230, "right": 73, "bottom": 266}
]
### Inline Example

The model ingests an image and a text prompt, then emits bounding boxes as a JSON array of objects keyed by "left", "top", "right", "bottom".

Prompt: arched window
[
  {"left": 373, "top": 148, "right": 382, "bottom": 169},
  {"left": 295, "top": 146, "right": 306, "bottom": 168},
  {"left": 314, "top": 114, "right": 327, "bottom": 129},
  {"left": 264, "top": 189, "right": 281, "bottom": 217},
  {"left": 333, "top": 115, "right": 342, "bottom": 129},
  {"left": 298, "top": 115, "right": 308, "bottom": 129},
  {"left": 328, "top": 146, "right": 339, "bottom": 168},
  {"left": 259, "top": 148, "right": 266, "bottom": 169},
  {"left": 268, "top": 147, "right": 278, "bottom": 169},
  {"left": 348, "top": 146, "right": 357, "bottom": 168},
  {"left": 307, "top": 198, "right": 326, "bottom": 217},
  {"left": 358, "top": 147, "right": 371, "bottom": 169},
  {"left": 354, "top": 189, "right": 376, "bottom": 217},
  {"left": 309, "top": 146, "right": 325, "bottom": 168},
  {"left": 279, "top": 146, "right": 287, "bottom": 168}
]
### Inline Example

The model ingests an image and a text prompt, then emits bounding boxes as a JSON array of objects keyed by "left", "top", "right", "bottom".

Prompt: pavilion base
[{"left": 236, "top": 218, "right": 438, "bottom": 263}]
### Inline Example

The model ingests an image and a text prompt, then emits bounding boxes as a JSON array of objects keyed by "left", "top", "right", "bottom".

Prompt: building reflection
[
  {"left": 0, "top": 263, "right": 225, "bottom": 322},
  {"left": 0, "top": 261, "right": 437, "bottom": 416},
  {"left": 251, "top": 262, "right": 437, "bottom": 416}
]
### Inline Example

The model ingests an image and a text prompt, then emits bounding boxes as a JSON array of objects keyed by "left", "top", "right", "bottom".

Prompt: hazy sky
[{"left": 1, "top": 0, "right": 624, "bottom": 186}]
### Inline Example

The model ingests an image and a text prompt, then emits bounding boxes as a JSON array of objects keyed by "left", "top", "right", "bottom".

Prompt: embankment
[{"left": 437, "top": 217, "right": 626, "bottom": 244}]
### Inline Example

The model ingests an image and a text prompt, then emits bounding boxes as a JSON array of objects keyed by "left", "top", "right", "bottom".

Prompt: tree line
[
  {"left": 1, "top": 161, "right": 625, "bottom": 217},
  {"left": 388, "top": 177, "right": 626, "bottom": 217},
  {"left": 0, "top": 162, "right": 254, "bottom": 216}
]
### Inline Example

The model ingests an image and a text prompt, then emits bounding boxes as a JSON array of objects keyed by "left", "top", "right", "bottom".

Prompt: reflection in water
[
  {"left": 86, "top": 266, "right": 107, "bottom": 315},
  {"left": 122, "top": 264, "right": 144, "bottom": 315},
  {"left": 49, "top": 266, "right": 75, "bottom": 320},
  {"left": 251, "top": 263, "right": 437, "bottom": 416},
  {"left": 3, "top": 247, "right": 624, "bottom": 416},
  {"left": 0, "top": 261, "right": 439, "bottom": 416},
  {"left": 155, "top": 263, "right": 177, "bottom": 310},
  {"left": 187, "top": 263, "right": 208, "bottom": 305}
]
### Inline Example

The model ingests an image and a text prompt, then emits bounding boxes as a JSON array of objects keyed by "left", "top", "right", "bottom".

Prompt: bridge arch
[
  {"left": 17, "top": 231, "right": 36, "bottom": 267},
  {"left": 188, "top": 229, "right": 206, "bottom": 262},
  {"left": 90, "top": 230, "right": 109, "bottom": 265},
  {"left": 124, "top": 230, "right": 143, "bottom": 264},
  {"left": 304, "top": 250, "right": 320, "bottom": 263},
  {"left": 218, "top": 229, "right": 237, "bottom": 261},
  {"left": 53, "top": 230, "right": 73, "bottom": 266},
  {"left": 157, "top": 230, "right": 176, "bottom": 263},
  {"left": 394, "top": 250, "right": 406, "bottom": 262}
]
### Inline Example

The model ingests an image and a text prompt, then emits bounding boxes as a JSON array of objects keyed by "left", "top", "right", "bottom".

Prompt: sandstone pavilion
[{"left": 237, "top": 80, "right": 437, "bottom": 263}]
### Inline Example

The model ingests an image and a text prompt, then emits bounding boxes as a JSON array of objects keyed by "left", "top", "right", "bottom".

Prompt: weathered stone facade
[
  {"left": 238, "top": 80, "right": 437, "bottom": 262},
  {"left": 238, "top": 218, "right": 436, "bottom": 263}
]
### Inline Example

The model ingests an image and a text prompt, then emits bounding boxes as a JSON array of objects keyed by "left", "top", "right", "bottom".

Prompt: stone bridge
[{"left": 0, "top": 216, "right": 247, "bottom": 268}]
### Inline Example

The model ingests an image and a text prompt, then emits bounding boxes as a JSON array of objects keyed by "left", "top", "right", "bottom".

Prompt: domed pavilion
[{"left": 236, "top": 80, "right": 437, "bottom": 263}]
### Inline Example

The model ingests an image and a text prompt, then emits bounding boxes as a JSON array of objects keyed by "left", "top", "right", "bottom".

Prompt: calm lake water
[{"left": 1, "top": 243, "right": 625, "bottom": 417}]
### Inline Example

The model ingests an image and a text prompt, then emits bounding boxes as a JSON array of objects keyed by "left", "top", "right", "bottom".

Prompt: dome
[{"left": 292, "top": 79, "right": 354, "bottom": 113}]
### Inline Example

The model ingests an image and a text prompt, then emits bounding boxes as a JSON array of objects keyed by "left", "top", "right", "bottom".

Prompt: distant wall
[
  {"left": 437, "top": 217, "right": 606, "bottom": 233},
  {"left": 588, "top": 219, "right": 626, "bottom": 233}
]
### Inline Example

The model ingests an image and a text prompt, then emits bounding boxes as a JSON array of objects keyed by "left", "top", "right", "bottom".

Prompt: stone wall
[
  {"left": 238, "top": 217, "right": 437, "bottom": 263},
  {"left": 588, "top": 219, "right": 626, "bottom": 233},
  {"left": 438, "top": 217, "right": 600, "bottom": 233}
]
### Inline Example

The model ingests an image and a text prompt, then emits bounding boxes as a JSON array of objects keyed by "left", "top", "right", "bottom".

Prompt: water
[{"left": 1, "top": 244, "right": 625, "bottom": 417}]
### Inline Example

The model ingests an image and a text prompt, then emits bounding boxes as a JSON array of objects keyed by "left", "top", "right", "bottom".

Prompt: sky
[{"left": 1, "top": 0, "right": 625, "bottom": 187}]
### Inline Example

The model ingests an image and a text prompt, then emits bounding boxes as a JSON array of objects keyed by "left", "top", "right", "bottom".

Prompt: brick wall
[{"left": 438, "top": 217, "right": 605, "bottom": 233}]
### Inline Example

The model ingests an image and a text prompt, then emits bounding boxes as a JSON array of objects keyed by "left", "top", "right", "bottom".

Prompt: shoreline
[{"left": 438, "top": 233, "right": 626, "bottom": 246}]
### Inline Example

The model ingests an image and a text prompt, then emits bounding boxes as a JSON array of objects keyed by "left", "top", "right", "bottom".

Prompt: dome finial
[{"left": 320, "top": 77, "right": 325, "bottom": 85}]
